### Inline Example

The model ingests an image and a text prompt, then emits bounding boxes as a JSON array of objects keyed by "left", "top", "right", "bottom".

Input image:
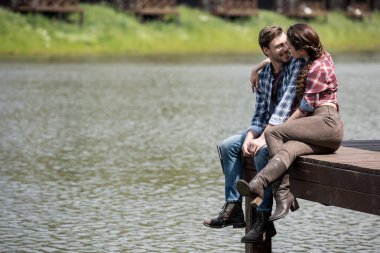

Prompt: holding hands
[{"left": 242, "top": 131, "right": 266, "bottom": 157}]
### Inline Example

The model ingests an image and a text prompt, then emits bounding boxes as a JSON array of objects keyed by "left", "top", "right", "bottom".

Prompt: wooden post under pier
[{"left": 243, "top": 140, "right": 380, "bottom": 253}]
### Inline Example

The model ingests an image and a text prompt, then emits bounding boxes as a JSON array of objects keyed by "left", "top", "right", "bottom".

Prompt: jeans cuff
[
  {"left": 256, "top": 207, "right": 272, "bottom": 212},
  {"left": 226, "top": 200, "right": 242, "bottom": 203}
]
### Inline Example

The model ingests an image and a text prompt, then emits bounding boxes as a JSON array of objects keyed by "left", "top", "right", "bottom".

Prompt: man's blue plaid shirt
[{"left": 248, "top": 58, "right": 305, "bottom": 135}]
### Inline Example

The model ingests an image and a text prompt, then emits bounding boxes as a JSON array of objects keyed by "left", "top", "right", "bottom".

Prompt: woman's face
[{"left": 287, "top": 41, "right": 305, "bottom": 59}]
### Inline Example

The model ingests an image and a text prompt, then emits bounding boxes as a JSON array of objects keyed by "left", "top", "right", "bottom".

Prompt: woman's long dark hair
[{"left": 287, "top": 24, "right": 324, "bottom": 106}]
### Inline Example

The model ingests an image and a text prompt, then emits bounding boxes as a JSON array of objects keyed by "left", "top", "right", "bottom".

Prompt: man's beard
[{"left": 272, "top": 51, "right": 291, "bottom": 64}]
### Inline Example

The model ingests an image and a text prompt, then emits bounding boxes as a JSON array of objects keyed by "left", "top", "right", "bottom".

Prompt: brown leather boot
[
  {"left": 241, "top": 211, "right": 276, "bottom": 243},
  {"left": 269, "top": 173, "right": 299, "bottom": 221},
  {"left": 203, "top": 202, "right": 245, "bottom": 228},
  {"left": 237, "top": 158, "right": 288, "bottom": 206}
]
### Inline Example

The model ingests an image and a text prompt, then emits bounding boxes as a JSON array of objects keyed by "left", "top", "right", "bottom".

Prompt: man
[{"left": 202, "top": 26, "right": 305, "bottom": 243}]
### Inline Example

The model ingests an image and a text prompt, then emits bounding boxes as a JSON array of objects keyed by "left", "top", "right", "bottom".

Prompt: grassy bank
[{"left": 1, "top": 4, "right": 380, "bottom": 57}]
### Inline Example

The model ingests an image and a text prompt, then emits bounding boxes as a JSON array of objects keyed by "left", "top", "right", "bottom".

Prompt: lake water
[{"left": 0, "top": 53, "right": 379, "bottom": 252}]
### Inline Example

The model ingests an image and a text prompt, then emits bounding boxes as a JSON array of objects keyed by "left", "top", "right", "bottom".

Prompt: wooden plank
[
  {"left": 245, "top": 157, "right": 380, "bottom": 215},
  {"left": 136, "top": 8, "right": 178, "bottom": 15},
  {"left": 124, "top": 0, "right": 179, "bottom": 22},
  {"left": 297, "top": 146, "right": 380, "bottom": 174},
  {"left": 16, "top": 6, "right": 83, "bottom": 12},
  {"left": 342, "top": 140, "right": 380, "bottom": 151},
  {"left": 243, "top": 140, "right": 380, "bottom": 253},
  {"left": 291, "top": 179, "right": 380, "bottom": 215},
  {"left": 13, "top": 0, "right": 83, "bottom": 13},
  {"left": 11, "top": 0, "right": 84, "bottom": 25},
  {"left": 290, "top": 161, "right": 380, "bottom": 195}
]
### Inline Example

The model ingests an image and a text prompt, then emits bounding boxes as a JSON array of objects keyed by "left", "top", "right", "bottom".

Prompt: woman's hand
[
  {"left": 250, "top": 68, "right": 259, "bottom": 93},
  {"left": 249, "top": 135, "right": 266, "bottom": 155},
  {"left": 250, "top": 58, "right": 270, "bottom": 93}
]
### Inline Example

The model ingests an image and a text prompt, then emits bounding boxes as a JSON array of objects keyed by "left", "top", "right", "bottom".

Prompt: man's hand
[
  {"left": 242, "top": 130, "right": 257, "bottom": 157},
  {"left": 242, "top": 137, "right": 253, "bottom": 157}
]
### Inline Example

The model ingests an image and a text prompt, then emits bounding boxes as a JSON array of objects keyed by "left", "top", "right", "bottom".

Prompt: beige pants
[{"left": 265, "top": 105, "right": 344, "bottom": 168}]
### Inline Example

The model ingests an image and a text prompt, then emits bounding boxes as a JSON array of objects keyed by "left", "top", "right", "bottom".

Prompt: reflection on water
[{"left": 0, "top": 55, "right": 379, "bottom": 252}]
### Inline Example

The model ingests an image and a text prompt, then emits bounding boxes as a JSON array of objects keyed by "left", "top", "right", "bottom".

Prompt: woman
[{"left": 238, "top": 23, "right": 344, "bottom": 222}]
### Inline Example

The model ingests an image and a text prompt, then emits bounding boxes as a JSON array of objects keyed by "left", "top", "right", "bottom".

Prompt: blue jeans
[
  {"left": 254, "top": 146, "right": 273, "bottom": 212},
  {"left": 220, "top": 133, "right": 246, "bottom": 203},
  {"left": 220, "top": 133, "right": 273, "bottom": 212}
]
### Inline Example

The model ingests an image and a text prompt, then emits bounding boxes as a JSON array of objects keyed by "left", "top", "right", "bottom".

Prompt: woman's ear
[{"left": 300, "top": 49, "right": 308, "bottom": 57}]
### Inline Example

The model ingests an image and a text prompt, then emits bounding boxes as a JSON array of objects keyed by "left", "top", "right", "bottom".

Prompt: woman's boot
[
  {"left": 269, "top": 173, "right": 299, "bottom": 221},
  {"left": 237, "top": 158, "right": 287, "bottom": 207}
]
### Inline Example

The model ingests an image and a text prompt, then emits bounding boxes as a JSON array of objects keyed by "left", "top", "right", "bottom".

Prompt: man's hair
[{"left": 258, "top": 26, "right": 284, "bottom": 50}]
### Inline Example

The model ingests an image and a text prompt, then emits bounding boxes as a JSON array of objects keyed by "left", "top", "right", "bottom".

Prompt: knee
[
  {"left": 255, "top": 147, "right": 269, "bottom": 159},
  {"left": 265, "top": 125, "right": 280, "bottom": 141},
  {"left": 220, "top": 137, "right": 231, "bottom": 150},
  {"left": 254, "top": 147, "right": 269, "bottom": 171},
  {"left": 220, "top": 134, "right": 243, "bottom": 153},
  {"left": 220, "top": 139, "right": 231, "bottom": 154}
]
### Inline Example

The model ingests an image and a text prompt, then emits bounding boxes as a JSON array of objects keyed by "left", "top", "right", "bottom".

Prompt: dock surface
[
  {"left": 291, "top": 140, "right": 380, "bottom": 215},
  {"left": 243, "top": 140, "right": 380, "bottom": 253}
]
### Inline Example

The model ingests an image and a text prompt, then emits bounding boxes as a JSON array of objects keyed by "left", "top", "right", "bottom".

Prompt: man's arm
[
  {"left": 288, "top": 108, "right": 309, "bottom": 121},
  {"left": 248, "top": 67, "right": 270, "bottom": 135},
  {"left": 249, "top": 59, "right": 305, "bottom": 154},
  {"left": 244, "top": 67, "right": 270, "bottom": 157},
  {"left": 242, "top": 129, "right": 259, "bottom": 157}
]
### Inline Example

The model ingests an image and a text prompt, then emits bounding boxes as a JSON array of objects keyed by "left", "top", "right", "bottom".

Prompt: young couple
[{"left": 203, "top": 24, "right": 343, "bottom": 243}]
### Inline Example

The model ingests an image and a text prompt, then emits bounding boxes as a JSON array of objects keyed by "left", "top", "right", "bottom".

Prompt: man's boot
[
  {"left": 241, "top": 211, "right": 276, "bottom": 243},
  {"left": 203, "top": 202, "right": 245, "bottom": 228},
  {"left": 236, "top": 158, "right": 288, "bottom": 207},
  {"left": 269, "top": 173, "right": 299, "bottom": 221}
]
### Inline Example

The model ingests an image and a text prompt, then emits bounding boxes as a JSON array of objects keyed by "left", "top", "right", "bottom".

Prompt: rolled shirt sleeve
[
  {"left": 299, "top": 96, "right": 316, "bottom": 113},
  {"left": 297, "top": 55, "right": 337, "bottom": 113},
  {"left": 247, "top": 74, "right": 269, "bottom": 135}
]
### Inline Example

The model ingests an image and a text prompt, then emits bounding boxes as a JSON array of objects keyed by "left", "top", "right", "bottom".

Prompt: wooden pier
[
  {"left": 243, "top": 140, "right": 380, "bottom": 253},
  {"left": 346, "top": 0, "right": 371, "bottom": 20},
  {"left": 279, "top": 0, "right": 327, "bottom": 21},
  {"left": 4, "top": 0, "right": 84, "bottom": 25},
  {"left": 209, "top": 0, "right": 258, "bottom": 19},
  {"left": 121, "top": 0, "right": 179, "bottom": 23}
]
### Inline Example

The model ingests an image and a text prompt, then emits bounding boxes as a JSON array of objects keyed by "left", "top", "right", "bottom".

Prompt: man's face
[{"left": 264, "top": 32, "right": 291, "bottom": 64}]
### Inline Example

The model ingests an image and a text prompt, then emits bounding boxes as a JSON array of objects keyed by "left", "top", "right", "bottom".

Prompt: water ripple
[{"left": 0, "top": 60, "right": 379, "bottom": 252}]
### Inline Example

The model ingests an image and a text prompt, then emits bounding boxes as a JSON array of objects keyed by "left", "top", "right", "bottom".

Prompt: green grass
[{"left": 0, "top": 4, "right": 380, "bottom": 57}]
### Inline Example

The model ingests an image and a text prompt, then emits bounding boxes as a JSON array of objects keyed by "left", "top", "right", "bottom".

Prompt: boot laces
[
  {"left": 252, "top": 213, "right": 265, "bottom": 230},
  {"left": 219, "top": 202, "right": 229, "bottom": 215}
]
